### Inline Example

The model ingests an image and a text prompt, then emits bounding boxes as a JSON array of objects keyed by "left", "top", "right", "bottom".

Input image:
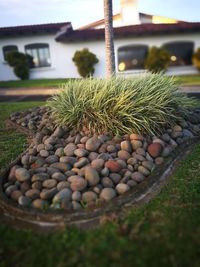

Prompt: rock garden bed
[
  {"left": 1, "top": 75, "right": 200, "bottom": 229},
  {"left": 0, "top": 104, "right": 200, "bottom": 229}
]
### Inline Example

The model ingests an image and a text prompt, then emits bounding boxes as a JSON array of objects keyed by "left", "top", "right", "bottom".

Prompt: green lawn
[
  {"left": 0, "top": 74, "right": 200, "bottom": 88},
  {"left": 0, "top": 102, "right": 200, "bottom": 267},
  {"left": 0, "top": 79, "right": 73, "bottom": 89}
]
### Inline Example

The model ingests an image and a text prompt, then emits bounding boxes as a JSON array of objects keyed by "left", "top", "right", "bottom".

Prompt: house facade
[{"left": 0, "top": 0, "right": 200, "bottom": 81}]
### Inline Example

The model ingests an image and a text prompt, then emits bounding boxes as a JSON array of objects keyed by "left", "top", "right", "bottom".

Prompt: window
[
  {"left": 2, "top": 45, "right": 18, "bottom": 61},
  {"left": 25, "top": 43, "right": 51, "bottom": 68},
  {"left": 163, "top": 41, "right": 194, "bottom": 66},
  {"left": 118, "top": 45, "right": 148, "bottom": 71}
]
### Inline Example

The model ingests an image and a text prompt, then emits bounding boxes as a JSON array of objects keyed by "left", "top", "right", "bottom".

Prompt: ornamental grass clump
[{"left": 47, "top": 74, "right": 195, "bottom": 135}]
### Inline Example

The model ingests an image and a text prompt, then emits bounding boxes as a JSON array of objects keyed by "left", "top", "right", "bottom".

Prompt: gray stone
[
  {"left": 138, "top": 166, "right": 150, "bottom": 176},
  {"left": 136, "top": 148, "right": 146, "bottom": 156},
  {"left": 8, "top": 165, "right": 20, "bottom": 182},
  {"left": 25, "top": 189, "right": 40, "bottom": 200},
  {"left": 131, "top": 172, "right": 145, "bottom": 182},
  {"left": 127, "top": 164, "right": 134, "bottom": 172},
  {"left": 85, "top": 137, "right": 101, "bottom": 152},
  {"left": 72, "top": 191, "right": 82, "bottom": 201},
  {"left": 74, "top": 148, "right": 88, "bottom": 157},
  {"left": 55, "top": 147, "right": 65, "bottom": 157},
  {"left": 52, "top": 126, "right": 65, "bottom": 138},
  {"left": 127, "top": 180, "right": 137, "bottom": 187},
  {"left": 183, "top": 129, "right": 194, "bottom": 138},
  {"left": 53, "top": 188, "right": 72, "bottom": 203},
  {"left": 171, "top": 131, "right": 183, "bottom": 139},
  {"left": 116, "top": 183, "right": 130, "bottom": 195},
  {"left": 82, "top": 191, "right": 97, "bottom": 204},
  {"left": 45, "top": 144, "right": 53, "bottom": 151},
  {"left": 57, "top": 181, "right": 70, "bottom": 191},
  {"left": 109, "top": 173, "right": 121, "bottom": 184},
  {"left": 37, "top": 144, "right": 45, "bottom": 152},
  {"left": 161, "top": 146, "right": 172, "bottom": 157},
  {"left": 100, "top": 188, "right": 116, "bottom": 201},
  {"left": 107, "top": 145, "right": 117, "bottom": 153},
  {"left": 101, "top": 167, "right": 109, "bottom": 177},
  {"left": 52, "top": 172, "right": 66, "bottom": 181},
  {"left": 133, "top": 153, "right": 146, "bottom": 162},
  {"left": 45, "top": 155, "right": 59, "bottom": 164},
  {"left": 64, "top": 143, "right": 77, "bottom": 156},
  {"left": 142, "top": 160, "right": 154, "bottom": 171},
  {"left": 102, "top": 177, "right": 114, "bottom": 188},
  {"left": 15, "top": 168, "right": 30, "bottom": 182},
  {"left": 88, "top": 152, "right": 99, "bottom": 161},
  {"left": 173, "top": 125, "right": 182, "bottom": 132},
  {"left": 46, "top": 167, "right": 60, "bottom": 175},
  {"left": 80, "top": 136, "right": 90, "bottom": 144},
  {"left": 42, "top": 179, "right": 57, "bottom": 188},
  {"left": 18, "top": 196, "right": 31, "bottom": 207},
  {"left": 44, "top": 136, "right": 57, "bottom": 145},
  {"left": 60, "top": 156, "right": 77, "bottom": 165},
  {"left": 40, "top": 150, "right": 49, "bottom": 158},
  {"left": 74, "top": 157, "right": 89, "bottom": 168},
  {"left": 32, "top": 173, "right": 49, "bottom": 182},
  {"left": 21, "top": 155, "right": 30, "bottom": 166},
  {"left": 97, "top": 153, "right": 112, "bottom": 161},
  {"left": 130, "top": 133, "right": 144, "bottom": 141},
  {"left": 85, "top": 166, "right": 100, "bottom": 186},
  {"left": 5, "top": 185, "right": 18, "bottom": 197},
  {"left": 50, "top": 162, "right": 71, "bottom": 172},
  {"left": 40, "top": 187, "right": 58, "bottom": 200},
  {"left": 146, "top": 152, "right": 154, "bottom": 162}
]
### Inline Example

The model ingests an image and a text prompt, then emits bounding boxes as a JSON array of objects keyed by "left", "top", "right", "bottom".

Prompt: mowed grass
[
  {"left": 0, "top": 78, "right": 73, "bottom": 89},
  {"left": 0, "top": 102, "right": 200, "bottom": 266},
  {"left": 0, "top": 74, "right": 200, "bottom": 89}
]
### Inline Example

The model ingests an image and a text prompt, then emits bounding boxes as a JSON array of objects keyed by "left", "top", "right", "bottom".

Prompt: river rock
[
  {"left": 74, "top": 157, "right": 89, "bottom": 168},
  {"left": 40, "top": 150, "right": 49, "bottom": 158},
  {"left": 85, "top": 137, "right": 101, "bottom": 152},
  {"left": 32, "top": 173, "right": 49, "bottom": 182},
  {"left": 15, "top": 168, "right": 30, "bottom": 182},
  {"left": 50, "top": 162, "right": 71, "bottom": 172},
  {"left": 82, "top": 191, "right": 97, "bottom": 204},
  {"left": 120, "top": 141, "right": 132, "bottom": 152},
  {"left": 52, "top": 188, "right": 72, "bottom": 203},
  {"left": 138, "top": 166, "right": 150, "bottom": 176},
  {"left": 64, "top": 143, "right": 77, "bottom": 156},
  {"left": 85, "top": 166, "right": 100, "bottom": 186},
  {"left": 105, "top": 160, "right": 122, "bottom": 172},
  {"left": 74, "top": 148, "right": 88, "bottom": 157},
  {"left": 100, "top": 188, "right": 116, "bottom": 201},
  {"left": 147, "top": 143, "right": 162, "bottom": 158},
  {"left": 32, "top": 199, "right": 49, "bottom": 209},
  {"left": 70, "top": 177, "right": 87, "bottom": 191},
  {"left": 42, "top": 179, "right": 57, "bottom": 188},
  {"left": 91, "top": 159, "right": 105, "bottom": 171},
  {"left": 18, "top": 196, "right": 31, "bottom": 207},
  {"left": 40, "top": 188, "right": 58, "bottom": 200},
  {"left": 25, "top": 189, "right": 40, "bottom": 200},
  {"left": 131, "top": 172, "right": 145, "bottom": 182},
  {"left": 10, "top": 190, "right": 22, "bottom": 201},
  {"left": 118, "top": 150, "right": 131, "bottom": 161},
  {"left": 72, "top": 191, "right": 82, "bottom": 201},
  {"left": 52, "top": 172, "right": 66, "bottom": 181},
  {"left": 102, "top": 177, "right": 114, "bottom": 188},
  {"left": 57, "top": 181, "right": 70, "bottom": 191},
  {"left": 109, "top": 173, "right": 122, "bottom": 184},
  {"left": 116, "top": 183, "right": 130, "bottom": 195}
]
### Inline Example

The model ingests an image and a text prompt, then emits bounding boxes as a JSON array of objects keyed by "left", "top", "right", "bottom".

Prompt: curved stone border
[{"left": 0, "top": 138, "right": 198, "bottom": 232}]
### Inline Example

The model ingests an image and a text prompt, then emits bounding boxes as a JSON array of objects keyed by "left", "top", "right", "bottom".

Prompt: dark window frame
[
  {"left": 25, "top": 43, "right": 51, "bottom": 68},
  {"left": 2, "top": 45, "right": 18, "bottom": 61},
  {"left": 117, "top": 44, "right": 148, "bottom": 71},
  {"left": 163, "top": 41, "right": 194, "bottom": 66}
]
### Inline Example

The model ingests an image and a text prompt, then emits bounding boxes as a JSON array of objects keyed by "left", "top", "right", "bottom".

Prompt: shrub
[
  {"left": 145, "top": 46, "right": 171, "bottom": 73},
  {"left": 193, "top": 48, "right": 200, "bottom": 71},
  {"left": 72, "top": 48, "right": 99, "bottom": 77},
  {"left": 47, "top": 74, "right": 195, "bottom": 135},
  {"left": 6, "top": 51, "right": 32, "bottom": 80}
]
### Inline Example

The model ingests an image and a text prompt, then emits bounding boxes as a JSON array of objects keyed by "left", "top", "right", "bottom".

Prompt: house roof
[
  {"left": 78, "top": 12, "right": 181, "bottom": 30},
  {"left": 56, "top": 22, "right": 200, "bottom": 42},
  {"left": 0, "top": 22, "right": 72, "bottom": 37}
]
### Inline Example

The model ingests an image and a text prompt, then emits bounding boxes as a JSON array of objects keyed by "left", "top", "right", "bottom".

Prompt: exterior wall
[
  {"left": 0, "top": 33, "right": 75, "bottom": 81},
  {"left": 0, "top": 32, "right": 200, "bottom": 81}
]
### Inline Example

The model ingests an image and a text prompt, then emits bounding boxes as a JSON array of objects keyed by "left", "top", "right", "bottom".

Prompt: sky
[{"left": 0, "top": 0, "right": 200, "bottom": 29}]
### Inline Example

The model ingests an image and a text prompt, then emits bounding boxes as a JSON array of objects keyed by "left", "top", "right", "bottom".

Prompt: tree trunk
[{"left": 104, "top": 0, "right": 116, "bottom": 78}]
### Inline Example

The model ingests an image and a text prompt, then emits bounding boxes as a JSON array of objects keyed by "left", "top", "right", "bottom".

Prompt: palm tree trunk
[{"left": 104, "top": 0, "right": 116, "bottom": 78}]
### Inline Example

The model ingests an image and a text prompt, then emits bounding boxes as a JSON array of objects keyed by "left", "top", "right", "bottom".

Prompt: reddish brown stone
[
  {"left": 105, "top": 160, "right": 122, "bottom": 173},
  {"left": 147, "top": 143, "right": 163, "bottom": 158}
]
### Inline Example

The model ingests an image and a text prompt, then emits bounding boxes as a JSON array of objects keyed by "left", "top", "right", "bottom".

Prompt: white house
[{"left": 0, "top": 0, "right": 200, "bottom": 81}]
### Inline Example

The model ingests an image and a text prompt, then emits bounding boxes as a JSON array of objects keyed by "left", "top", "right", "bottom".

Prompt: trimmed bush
[
  {"left": 145, "top": 46, "right": 171, "bottom": 73},
  {"left": 47, "top": 74, "right": 195, "bottom": 135},
  {"left": 72, "top": 48, "right": 99, "bottom": 78},
  {"left": 193, "top": 48, "right": 200, "bottom": 71},
  {"left": 6, "top": 51, "right": 32, "bottom": 80}
]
